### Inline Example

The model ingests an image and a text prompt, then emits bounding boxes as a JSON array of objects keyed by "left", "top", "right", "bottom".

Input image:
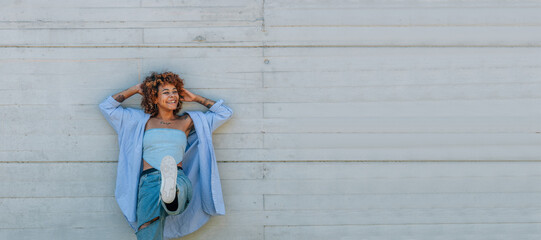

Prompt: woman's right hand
[{"left": 134, "top": 83, "right": 143, "bottom": 95}]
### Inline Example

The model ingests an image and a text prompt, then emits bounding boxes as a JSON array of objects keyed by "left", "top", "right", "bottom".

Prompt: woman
[{"left": 99, "top": 72, "right": 233, "bottom": 239}]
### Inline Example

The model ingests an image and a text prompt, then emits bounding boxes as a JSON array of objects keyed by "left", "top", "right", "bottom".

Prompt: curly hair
[{"left": 141, "top": 71, "right": 184, "bottom": 117}]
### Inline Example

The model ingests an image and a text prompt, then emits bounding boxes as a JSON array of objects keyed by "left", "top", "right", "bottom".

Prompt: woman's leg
[
  {"left": 136, "top": 172, "right": 164, "bottom": 240},
  {"left": 135, "top": 169, "right": 192, "bottom": 239},
  {"left": 160, "top": 169, "right": 192, "bottom": 216}
]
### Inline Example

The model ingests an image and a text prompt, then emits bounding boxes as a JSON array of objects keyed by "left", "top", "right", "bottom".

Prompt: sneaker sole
[{"left": 160, "top": 155, "right": 178, "bottom": 204}]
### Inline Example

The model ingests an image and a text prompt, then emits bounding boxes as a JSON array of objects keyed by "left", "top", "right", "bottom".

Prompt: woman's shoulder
[
  {"left": 123, "top": 107, "right": 149, "bottom": 120},
  {"left": 125, "top": 106, "right": 146, "bottom": 113},
  {"left": 183, "top": 110, "right": 205, "bottom": 116}
]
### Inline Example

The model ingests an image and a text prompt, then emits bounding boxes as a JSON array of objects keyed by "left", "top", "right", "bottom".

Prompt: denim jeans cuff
[{"left": 162, "top": 189, "right": 182, "bottom": 215}]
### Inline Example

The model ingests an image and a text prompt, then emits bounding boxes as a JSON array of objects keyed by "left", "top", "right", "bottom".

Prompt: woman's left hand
[{"left": 179, "top": 88, "right": 198, "bottom": 102}]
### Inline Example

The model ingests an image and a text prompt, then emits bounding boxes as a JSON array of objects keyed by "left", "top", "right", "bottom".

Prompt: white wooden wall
[{"left": 1, "top": 0, "right": 541, "bottom": 239}]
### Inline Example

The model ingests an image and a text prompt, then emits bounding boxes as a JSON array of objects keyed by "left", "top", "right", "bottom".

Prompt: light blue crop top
[{"left": 142, "top": 128, "right": 187, "bottom": 171}]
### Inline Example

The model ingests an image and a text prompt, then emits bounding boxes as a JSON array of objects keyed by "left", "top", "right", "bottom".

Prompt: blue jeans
[{"left": 135, "top": 168, "right": 192, "bottom": 240}]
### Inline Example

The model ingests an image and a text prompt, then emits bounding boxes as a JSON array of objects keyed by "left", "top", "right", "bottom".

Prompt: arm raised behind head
[
  {"left": 179, "top": 87, "right": 233, "bottom": 132},
  {"left": 99, "top": 83, "right": 144, "bottom": 134},
  {"left": 112, "top": 83, "right": 143, "bottom": 103}
]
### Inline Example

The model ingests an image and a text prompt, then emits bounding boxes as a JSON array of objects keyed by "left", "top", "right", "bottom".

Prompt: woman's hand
[
  {"left": 134, "top": 83, "right": 143, "bottom": 95},
  {"left": 179, "top": 88, "right": 198, "bottom": 102}
]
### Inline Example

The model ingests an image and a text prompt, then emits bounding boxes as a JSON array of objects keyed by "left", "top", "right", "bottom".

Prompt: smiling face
[
  {"left": 141, "top": 72, "right": 185, "bottom": 117},
  {"left": 154, "top": 83, "right": 179, "bottom": 113}
]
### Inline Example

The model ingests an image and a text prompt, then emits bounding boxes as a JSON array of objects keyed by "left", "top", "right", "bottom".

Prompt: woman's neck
[{"left": 156, "top": 110, "right": 176, "bottom": 121}]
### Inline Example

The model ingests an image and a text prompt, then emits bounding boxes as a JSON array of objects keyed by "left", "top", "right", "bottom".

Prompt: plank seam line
[
  {"left": 218, "top": 160, "right": 541, "bottom": 163},
  {"left": 264, "top": 222, "right": 541, "bottom": 227},
  {"left": 1, "top": 160, "right": 541, "bottom": 163},
  {"left": 270, "top": 24, "right": 541, "bottom": 27},
  {"left": 2, "top": 45, "right": 541, "bottom": 48},
  {"left": 0, "top": 196, "right": 113, "bottom": 199},
  {"left": 261, "top": 0, "right": 266, "bottom": 33},
  {"left": 263, "top": 191, "right": 541, "bottom": 195}
]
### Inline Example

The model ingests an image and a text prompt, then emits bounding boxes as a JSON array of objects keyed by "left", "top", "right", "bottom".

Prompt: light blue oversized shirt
[{"left": 98, "top": 96, "right": 233, "bottom": 239}]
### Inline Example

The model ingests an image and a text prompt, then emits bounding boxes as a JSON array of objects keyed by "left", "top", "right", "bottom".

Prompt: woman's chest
[{"left": 144, "top": 115, "right": 191, "bottom": 136}]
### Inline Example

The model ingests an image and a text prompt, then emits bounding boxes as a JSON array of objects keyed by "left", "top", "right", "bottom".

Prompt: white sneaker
[{"left": 160, "top": 155, "right": 178, "bottom": 204}]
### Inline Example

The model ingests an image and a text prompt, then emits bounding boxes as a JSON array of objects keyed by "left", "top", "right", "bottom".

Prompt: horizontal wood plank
[
  {"left": 222, "top": 177, "right": 541, "bottom": 195},
  {"left": 263, "top": 208, "right": 541, "bottom": 225},
  {"left": 216, "top": 146, "right": 541, "bottom": 161},
  {"left": 265, "top": 223, "right": 541, "bottom": 240},
  {"left": 0, "top": 227, "right": 134, "bottom": 240},
  {"left": 2, "top": 0, "right": 137, "bottom": 8},
  {"left": 266, "top": 8, "right": 541, "bottom": 26},
  {"left": 266, "top": 0, "right": 541, "bottom": 9},
  {"left": 263, "top": 100, "right": 541, "bottom": 118},
  {"left": 0, "top": 195, "right": 261, "bottom": 215},
  {"left": 0, "top": 224, "right": 261, "bottom": 240},
  {"left": 263, "top": 133, "right": 541, "bottom": 149},
  {"left": 0, "top": 48, "right": 261, "bottom": 59},
  {"left": 0, "top": 29, "right": 143, "bottom": 45},
  {"left": 0, "top": 7, "right": 260, "bottom": 22},
  {"left": 265, "top": 26, "right": 541, "bottom": 46},
  {"left": 264, "top": 193, "right": 541, "bottom": 210},
  {"left": 263, "top": 68, "right": 541, "bottom": 88}
]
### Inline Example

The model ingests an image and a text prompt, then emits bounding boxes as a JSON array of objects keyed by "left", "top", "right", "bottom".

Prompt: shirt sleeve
[
  {"left": 98, "top": 96, "right": 129, "bottom": 134},
  {"left": 204, "top": 99, "right": 234, "bottom": 133}
]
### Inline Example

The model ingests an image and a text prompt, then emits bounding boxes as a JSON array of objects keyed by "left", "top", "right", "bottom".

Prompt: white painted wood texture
[{"left": 1, "top": 0, "right": 539, "bottom": 239}]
